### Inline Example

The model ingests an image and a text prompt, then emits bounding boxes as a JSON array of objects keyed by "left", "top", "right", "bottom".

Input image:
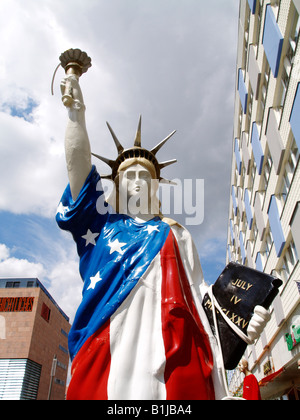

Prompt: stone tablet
[{"left": 202, "top": 262, "right": 282, "bottom": 370}]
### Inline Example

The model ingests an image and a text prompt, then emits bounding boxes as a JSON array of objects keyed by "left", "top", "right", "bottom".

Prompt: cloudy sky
[{"left": 0, "top": 0, "right": 239, "bottom": 321}]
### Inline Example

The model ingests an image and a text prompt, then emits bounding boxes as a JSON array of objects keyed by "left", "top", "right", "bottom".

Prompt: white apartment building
[{"left": 226, "top": 0, "right": 300, "bottom": 399}]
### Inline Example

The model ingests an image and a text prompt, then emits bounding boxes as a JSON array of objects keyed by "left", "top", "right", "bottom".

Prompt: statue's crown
[{"left": 92, "top": 116, "right": 177, "bottom": 182}]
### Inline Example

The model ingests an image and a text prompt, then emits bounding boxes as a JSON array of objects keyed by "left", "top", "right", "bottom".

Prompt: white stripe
[{"left": 107, "top": 253, "right": 166, "bottom": 400}]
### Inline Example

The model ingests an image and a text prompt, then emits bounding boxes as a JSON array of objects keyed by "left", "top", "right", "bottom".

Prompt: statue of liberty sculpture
[{"left": 56, "top": 55, "right": 270, "bottom": 400}]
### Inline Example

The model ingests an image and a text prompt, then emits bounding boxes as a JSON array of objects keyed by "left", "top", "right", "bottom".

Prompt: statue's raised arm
[{"left": 59, "top": 49, "right": 92, "bottom": 200}]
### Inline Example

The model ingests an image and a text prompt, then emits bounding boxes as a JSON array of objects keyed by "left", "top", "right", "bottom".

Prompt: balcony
[
  {"left": 248, "top": 45, "right": 261, "bottom": 99},
  {"left": 262, "top": 4, "right": 284, "bottom": 78},
  {"left": 241, "top": 132, "right": 251, "bottom": 174},
  {"left": 246, "top": 241, "right": 254, "bottom": 268},
  {"left": 238, "top": 187, "right": 244, "bottom": 217},
  {"left": 254, "top": 191, "right": 266, "bottom": 240}
]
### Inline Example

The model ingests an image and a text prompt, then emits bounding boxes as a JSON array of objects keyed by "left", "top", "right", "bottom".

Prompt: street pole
[{"left": 47, "top": 354, "right": 57, "bottom": 400}]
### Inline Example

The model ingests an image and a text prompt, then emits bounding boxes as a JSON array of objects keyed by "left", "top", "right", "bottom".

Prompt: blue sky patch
[{"left": 2, "top": 96, "right": 38, "bottom": 122}]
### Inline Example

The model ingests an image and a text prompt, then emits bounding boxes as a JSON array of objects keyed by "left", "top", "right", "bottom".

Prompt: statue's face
[
  {"left": 120, "top": 164, "right": 153, "bottom": 199},
  {"left": 118, "top": 163, "right": 159, "bottom": 216}
]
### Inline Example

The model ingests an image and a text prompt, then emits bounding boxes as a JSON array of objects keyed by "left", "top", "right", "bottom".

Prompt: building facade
[
  {"left": 227, "top": 0, "right": 300, "bottom": 399},
  {"left": 0, "top": 278, "right": 70, "bottom": 400}
]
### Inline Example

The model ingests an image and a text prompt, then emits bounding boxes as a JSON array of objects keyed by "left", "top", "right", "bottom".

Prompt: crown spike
[
  {"left": 159, "top": 159, "right": 177, "bottom": 169},
  {"left": 134, "top": 115, "right": 142, "bottom": 147},
  {"left": 159, "top": 177, "right": 177, "bottom": 185},
  {"left": 150, "top": 130, "right": 176, "bottom": 155},
  {"left": 106, "top": 122, "right": 124, "bottom": 153},
  {"left": 91, "top": 152, "right": 115, "bottom": 168}
]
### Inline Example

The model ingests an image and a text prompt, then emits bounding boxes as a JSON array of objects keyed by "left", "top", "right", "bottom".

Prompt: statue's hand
[
  {"left": 60, "top": 74, "right": 85, "bottom": 110},
  {"left": 247, "top": 306, "right": 271, "bottom": 343}
]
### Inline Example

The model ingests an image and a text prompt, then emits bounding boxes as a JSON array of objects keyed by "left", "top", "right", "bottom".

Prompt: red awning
[{"left": 259, "top": 367, "right": 284, "bottom": 387}]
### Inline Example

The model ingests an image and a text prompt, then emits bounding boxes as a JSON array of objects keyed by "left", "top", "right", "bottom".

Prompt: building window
[
  {"left": 54, "top": 378, "right": 65, "bottom": 386},
  {"left": 235, "top": 138, "right": 242, "bottom": 175},
  {"left": 227, "top": 244, "right": 232, "bottom": 262},
  {"left": 245, "top": 188, "right": 253, "bottom": 229},
  {"left": 253, "top": 0, "right": 263, "bottom": 45},
  {"left": 258, "top": 55, "right": 270, "bottom": 121},
  {"left": 240, "top": 231, "right": 246, "bottom": 263},
  {"left": 59, "top": 344, "right": 68, "bottom": 355},
  {"left": 279, "top": 138, "right": 299, "bottom": 211},
  {"left": 246, "top": 86, "right": 253, "bottom": 132},
  {"left": 279, "top": 240, "right": 298, "bottom": 283},
  {"left": 276, "top": 8, "right": 300, "bottom": 109},
  {"left": 279, "top": 167, "right": 292, "bottom": 209},
  {"left": 287, "top": 240, "right": 299, "bottom": 267},
  {"left": 247, "top": 159, "right": 256, "bottom": 198},
  {"left": 289, "top": 4, "right": 300, "bottom": 52},
  {"left": 289, "top": 136, "right": 300, "bottom": 170},
  {"left": 268, "top": 195, "right": 286, "bottom": 257},
  {"left": 248, "top": 0, "right": 257, "bottom": 15},
  {"left": 232, "top": 185, "right": 238, "bottom": 216},
  {"left": 290, "top": 83, "right": 300, "bottom": 150},
  {"left": 256, "top": 251, "right": 264, "bottom": 271},
  {"left": 5, "top": 281, "right": 20, "bottom": 288},
  {"left": 244, "top": 2, "right": 251, "bottom": 63},
  {"left": 250, "top": 219, "right": 258, "bottom": 242},
  {"left": 41, "top": 302, "right": 51, "bottom": 322},
  {"left": 238, "top": 69, "right": 248, "bottom": 114},
  {"left": 0, "top": 359, "right": 42, "bottom": 400},
  {"left": 251, "top": 122, "right": 264, "bottom": 174},
  {"left": 278, "top": 65, "right": 290, "bottom": 107},
  {"left": 230, "top": 219, "right": 235, "bottom": 245},
  {"left": 57, "top": 360, "right": 67, "bottom": 370},
  {"left": 261, "top": 150, "right": 273, "bottom": 191},
  {"left": 262, "top": 230, "right": 273, "bottom": 262},
  {"left": 61, "top": 328, "right": 68, "bottom": 338}
]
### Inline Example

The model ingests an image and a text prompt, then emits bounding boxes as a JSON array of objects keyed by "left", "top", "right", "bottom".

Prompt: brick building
[{"left": 0, "top": 278, "right": 70, "bottom": 400}]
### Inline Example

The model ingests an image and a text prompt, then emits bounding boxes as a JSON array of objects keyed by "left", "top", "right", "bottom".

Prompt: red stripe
[
  {"left": 66, "top": 320, "right": 111, "bottom": 400},
  {"left": 160, "top": 231, "right": 215, "bottom": 400}
]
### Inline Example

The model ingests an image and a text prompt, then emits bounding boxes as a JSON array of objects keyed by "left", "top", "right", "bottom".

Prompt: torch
[{"left": 52, "top": 48, "right": 92, "bottom": 107}]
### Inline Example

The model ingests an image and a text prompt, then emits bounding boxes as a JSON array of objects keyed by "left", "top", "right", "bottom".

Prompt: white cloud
[
  {"left": 0, "top": 111, "right": 67, "bottom": 216},
  {"left": 47, "top": 259, "right": 82, "bottom": 322},
  {"left": 0, "top": 239, "right": 82, "bottom": 322},
  {"left": 0, "top": 244, "right": 10, "bottom": 261},
  {"left": 0, "top": 243, "right": 45, "bottom": 278}
]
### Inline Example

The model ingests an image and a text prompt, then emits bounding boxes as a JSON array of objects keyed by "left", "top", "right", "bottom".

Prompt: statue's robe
[{"left": 57, "top": 166, "right": 222, "bottom": 400}]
